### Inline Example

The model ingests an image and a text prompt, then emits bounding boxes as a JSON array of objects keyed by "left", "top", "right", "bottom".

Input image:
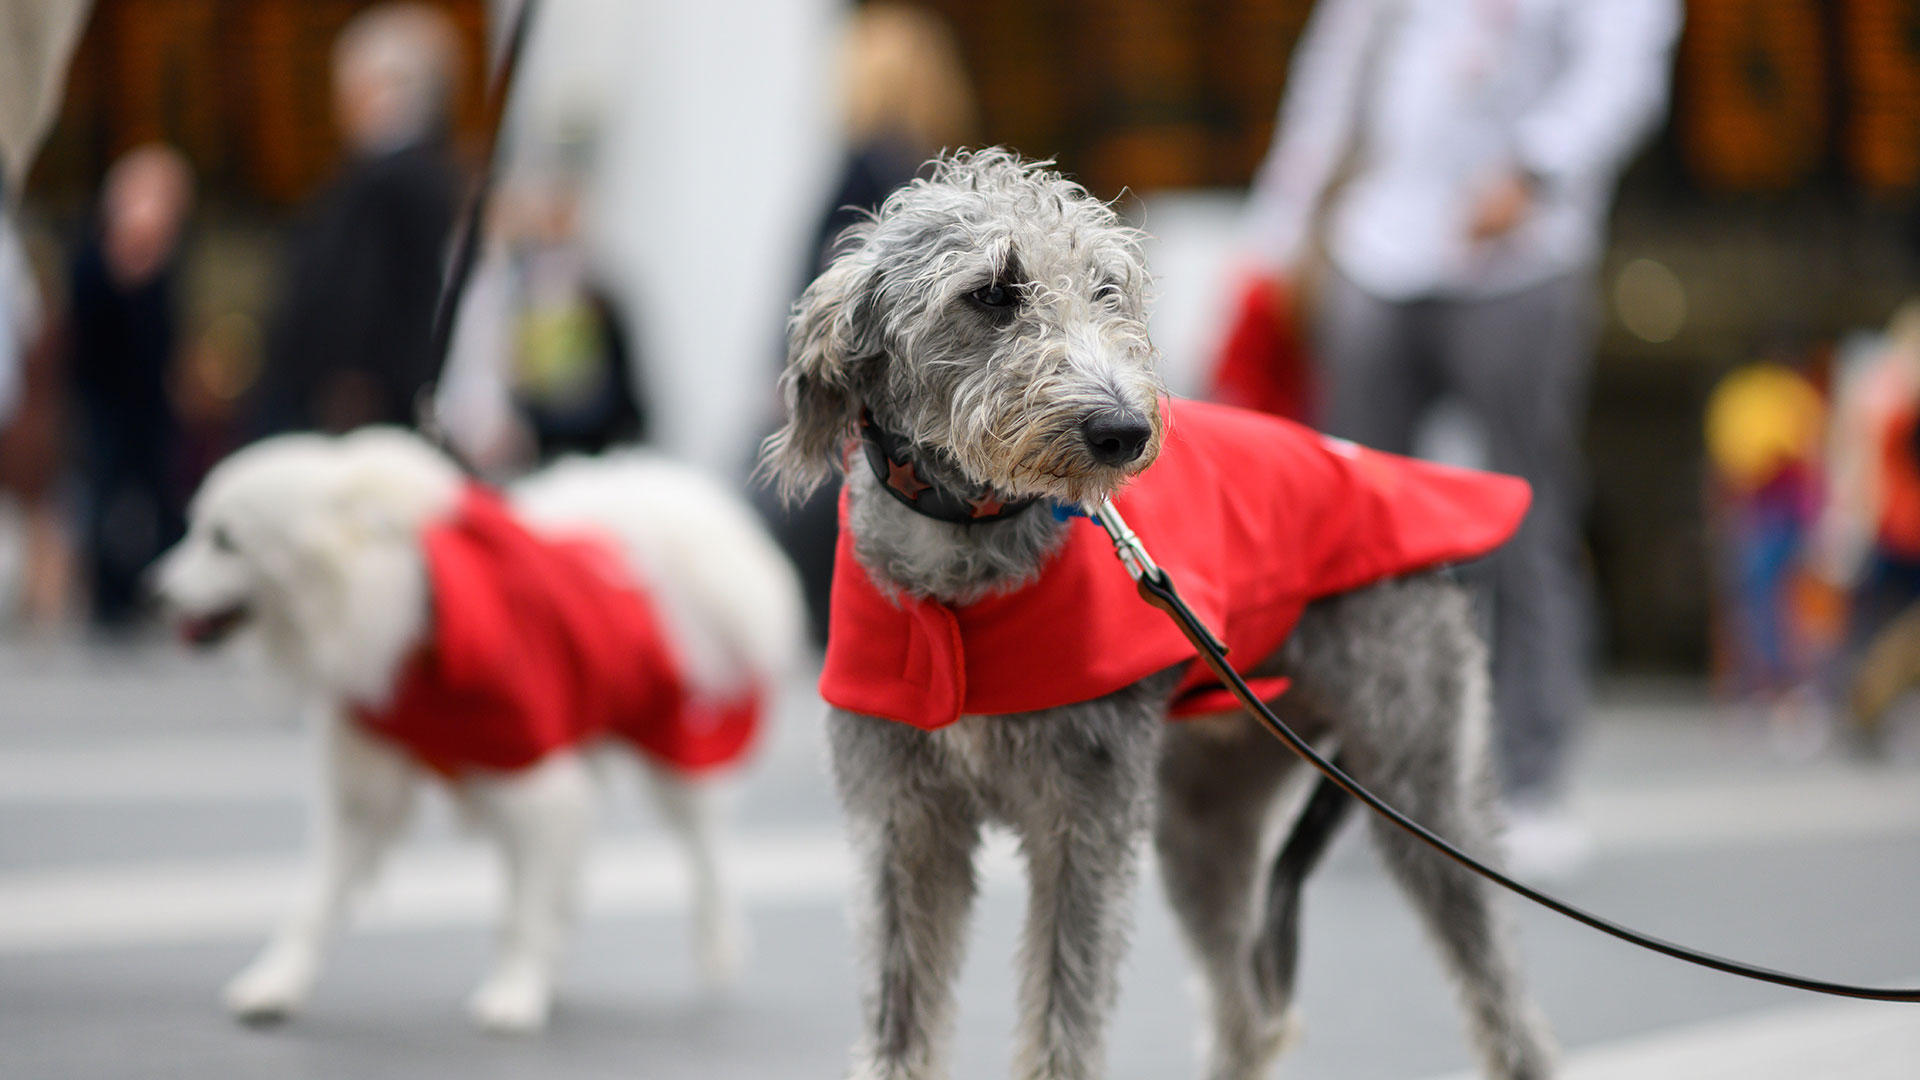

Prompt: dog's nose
[{"left": 1080, "top": 410, "right": 1153, "bottom": 467}]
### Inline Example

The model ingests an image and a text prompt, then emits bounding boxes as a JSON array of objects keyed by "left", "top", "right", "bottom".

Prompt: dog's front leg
[
  {"left": 226, "top": 709, "right": 416, "bottom": 1023},
  {"left": 463, "top": 750, "right": 595, "bottom": 1034},
  {"left": 1004, "top": 691, "right": 1166, "bottom": 1080},
  {"left": 831, "top": 710, "right": 983, "bottom": 1080}
]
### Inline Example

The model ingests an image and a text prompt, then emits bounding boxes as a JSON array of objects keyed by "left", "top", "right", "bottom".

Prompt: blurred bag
[{"left": 1207, "top": 271, "right": 1312, "bottom": 424}]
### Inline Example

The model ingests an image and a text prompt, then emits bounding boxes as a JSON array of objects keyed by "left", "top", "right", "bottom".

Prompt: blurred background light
[{"left": 1615, "top": 257, "right": 1688, "bottom": 344}]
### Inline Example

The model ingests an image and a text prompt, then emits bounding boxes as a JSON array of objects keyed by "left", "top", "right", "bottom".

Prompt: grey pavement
[{"left": 4, "top": 639, "right": 1920, "bottom": 1079}]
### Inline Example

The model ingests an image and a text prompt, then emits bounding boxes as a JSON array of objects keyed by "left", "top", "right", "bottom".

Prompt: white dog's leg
[
  {"left": 226, "top": 712, "right": 416, "bottom": 1023},
  {"left": 463, "top": 751, "right": 595, "bottom": 1035},
  {"left": 643, "top": 762, "right": 748, "bottom": 988}
]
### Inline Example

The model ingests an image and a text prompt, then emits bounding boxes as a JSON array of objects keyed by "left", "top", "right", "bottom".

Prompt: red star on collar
[
  {"left": 886, "top": 458, "right": 932, "bottom": 500},
  {"left": 967, "top": 493, "right": 1006, "bottom": 517}
]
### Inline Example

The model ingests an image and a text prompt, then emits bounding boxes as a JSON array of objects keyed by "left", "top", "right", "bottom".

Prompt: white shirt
[{"left": 1245, "top": 0, "right": 1681, "bottom": 301}]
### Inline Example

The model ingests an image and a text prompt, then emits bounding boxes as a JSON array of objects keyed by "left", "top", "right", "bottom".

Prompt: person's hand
[{"left": 1468, "top": 171, "right": 1535, "bottom": 243}]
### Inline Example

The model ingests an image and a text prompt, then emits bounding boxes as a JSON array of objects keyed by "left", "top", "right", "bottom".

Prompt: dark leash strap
[
  {"left": 415, "top": 0, "right": 540, "bottom": 468},
  {"left": 1085, "top": 498, "right": 1920, "bottom": 1003}
]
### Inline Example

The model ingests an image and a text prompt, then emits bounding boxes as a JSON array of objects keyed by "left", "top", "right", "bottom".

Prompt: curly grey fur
[
  {"left": 764, "top": 149, "right": 1164, "bottom": 512},
  {"left": 762, "top": 149, "right": 1555, "bottom": 1080}
]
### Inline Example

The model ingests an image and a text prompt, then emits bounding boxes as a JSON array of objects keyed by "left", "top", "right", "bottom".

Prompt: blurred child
[
  {"left": 1703, "top": 356, "right": 1831, "bottom": 746},
  {"left": 435, "top": 138, "right": 647, "bottom": 476},
  {"left": 172, "top": 312, "right": 261, "bottom": 494}
]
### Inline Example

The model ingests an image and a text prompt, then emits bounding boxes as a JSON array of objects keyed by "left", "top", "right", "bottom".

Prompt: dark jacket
[{"left": 258, "top": 139, "right": 460, "bottom": 434}]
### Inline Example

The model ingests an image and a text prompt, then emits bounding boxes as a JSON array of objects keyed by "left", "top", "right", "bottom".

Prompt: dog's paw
[
  {"left": 696, "top": 905, "right": 751, "bottom": 990},
  {"left": 1205, "top": 1006, "right": 1302, "bottom": 1080},
  {"left": 223, "top": 954, "right": 314, "bottom": 1025},
  {"left": 845, "top": 1053, "right": 925, "bottom": 1080},
  {"left": 467, "top": 971, "right": 552, "bottom": 1035}
]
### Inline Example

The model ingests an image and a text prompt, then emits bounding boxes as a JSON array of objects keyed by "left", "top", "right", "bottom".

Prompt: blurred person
[
  {"left": 1244, "top": 0, "right": 1683, "bottom": 876},
  {"left": 0, "top": 184, "right": 75, "bottom": 626},
  {"left": 808, "top": 1, "right": 976, "bottom": 272},
  {"left": 1818, "top": 304, "right": 1920, "bottom": 747},
  {"left": 255, "top": 2, "right": 462, "bottom": 436},
  {"left": 1703, "top": 358, "right": 1832, "bottom": 750},
  {"left": 766, "top": 0, "right": 979, "bottom": 643},
  {"left": 67, "top": 143, "right": 194, "bottom": 630},
  {"left": 435, "top": 143, "right": 648, "bottom": 476}
]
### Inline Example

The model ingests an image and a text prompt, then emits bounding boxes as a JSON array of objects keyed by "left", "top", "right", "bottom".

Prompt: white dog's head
[{"left": 154, "top": 428, "right": 463, "bottom": 703}]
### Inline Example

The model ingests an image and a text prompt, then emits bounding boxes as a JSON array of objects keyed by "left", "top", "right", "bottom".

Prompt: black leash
[
  {"left": 416, "top": 0, "right": 540, "bottom": 460},
  {"left": 1086, "top": 499, "right": 1920, "bottom": 1003}
]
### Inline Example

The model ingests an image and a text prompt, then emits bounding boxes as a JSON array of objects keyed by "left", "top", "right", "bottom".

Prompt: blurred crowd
[
  {"left": 6, "top": 0, "right": 1920, "bottom": 877},
  {"left": 0, "top": 3, "right": 602, "bottom": 633},
  {"left": 1704, "top": 307, "right": 1920, "bottom": 757}
]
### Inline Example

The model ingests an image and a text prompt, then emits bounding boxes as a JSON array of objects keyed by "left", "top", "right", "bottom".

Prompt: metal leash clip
[
  {"left": 1086, "top": 499, "right": 1160, "bottom": 585},
  {"left": 1087, "top": 499, "right": 1230, "bottom": 656}
]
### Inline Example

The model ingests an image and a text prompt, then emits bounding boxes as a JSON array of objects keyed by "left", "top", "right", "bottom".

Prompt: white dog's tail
[{"left": 510, "top": 453, "right": 808, "bottom": 697}]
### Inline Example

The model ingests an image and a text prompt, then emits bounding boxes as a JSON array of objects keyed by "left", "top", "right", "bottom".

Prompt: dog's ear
[{"left": 760, "top": 251, "right": 879, "bottom": 502}]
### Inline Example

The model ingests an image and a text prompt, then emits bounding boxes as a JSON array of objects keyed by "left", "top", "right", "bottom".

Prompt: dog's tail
[{"left": 1250, "top": 763, "right": 1356, "bottom": 1012}]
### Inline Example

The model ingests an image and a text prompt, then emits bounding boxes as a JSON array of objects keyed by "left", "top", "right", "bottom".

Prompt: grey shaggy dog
[{"left": 763, "top": 149, "right": 1556, "bottom": 1080}]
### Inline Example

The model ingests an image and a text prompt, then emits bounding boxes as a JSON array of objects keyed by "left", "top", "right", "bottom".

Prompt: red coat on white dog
[{"left": 358, "top": 484, "right": 760, "bottom": 776}]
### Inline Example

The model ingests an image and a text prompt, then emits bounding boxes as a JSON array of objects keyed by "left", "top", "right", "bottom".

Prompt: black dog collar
[{"left": 858, "top": 411, "right": 1039, "bottom": 524}]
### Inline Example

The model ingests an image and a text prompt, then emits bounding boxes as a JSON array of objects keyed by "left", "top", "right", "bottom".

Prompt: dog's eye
[
  {"left": 970, "top": 283, "right": 1016, "bottom": 310},
  {"left": 210, "top": 526, "right": 238, "bottom": 554},
  {"left": 1094, "top": 281, "right": 1124, "bottom": 304}
]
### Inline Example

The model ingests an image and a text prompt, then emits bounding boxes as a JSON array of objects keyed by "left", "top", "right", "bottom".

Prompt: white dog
[{"left": 154, "top": 429, "right": 805, "bottom": 1033}]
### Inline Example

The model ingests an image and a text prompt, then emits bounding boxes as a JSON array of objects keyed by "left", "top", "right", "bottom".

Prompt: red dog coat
[
  {"left": 820, "top": 399, "right": 1531, "bottom": 729},
  {"left": 355, "top": 485, "right": 760, "bottom": 776}
]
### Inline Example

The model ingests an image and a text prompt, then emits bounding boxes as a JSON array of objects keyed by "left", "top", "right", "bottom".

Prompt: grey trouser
[{"left": 1315, "top": 268, "right": 1595, "bottom": 799}]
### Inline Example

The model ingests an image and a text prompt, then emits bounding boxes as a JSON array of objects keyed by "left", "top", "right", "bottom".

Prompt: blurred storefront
[{"left": 28, "top": 0, "right": 491, "bottom": 209}]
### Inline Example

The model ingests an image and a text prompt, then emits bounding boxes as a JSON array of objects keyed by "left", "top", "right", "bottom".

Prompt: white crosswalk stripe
[
  {"left": 1419, "top": 999, "right": 1920, "bottom": 1080},
  {"left": 0, "top": 826, "right": 1030, "bottom": 954}
]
